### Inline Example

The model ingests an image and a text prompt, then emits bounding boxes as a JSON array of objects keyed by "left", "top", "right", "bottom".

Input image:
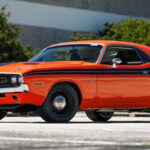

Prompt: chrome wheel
[{"left": 53, "top": 95, "right": 67, "bottom": 111}]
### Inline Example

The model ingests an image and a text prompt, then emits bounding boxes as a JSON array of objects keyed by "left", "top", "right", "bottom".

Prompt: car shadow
[
  {"left": 68, "top": 121, "right": 150, "bottom": 124},
  {"left": 1, "top": 120, "right": 150, "bottom": 124}
]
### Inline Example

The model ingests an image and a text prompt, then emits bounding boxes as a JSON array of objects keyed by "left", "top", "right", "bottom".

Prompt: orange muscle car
[{"left": 0, "top": 40, "right": 150, "bottom": 122}]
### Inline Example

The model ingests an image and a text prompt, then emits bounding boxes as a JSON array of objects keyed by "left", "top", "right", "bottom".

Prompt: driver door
[{"left": 96, "top": 45, "right": 150, "bottom": 109}]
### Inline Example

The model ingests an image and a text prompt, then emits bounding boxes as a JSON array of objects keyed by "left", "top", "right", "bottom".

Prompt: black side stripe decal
[
  {"left": 23, "top": 68, "right": 148, "bottom": 76},
  {"left": 24, "top": 68, "right": 150, "bottom": 73}
]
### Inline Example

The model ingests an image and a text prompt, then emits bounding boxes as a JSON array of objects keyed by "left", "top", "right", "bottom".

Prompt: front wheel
[
  {"left": 38, "top": 83, "right": 79, "bottom": 123},
  {"left": 85, "top": 111, "right": 113, "bottom": 122}
]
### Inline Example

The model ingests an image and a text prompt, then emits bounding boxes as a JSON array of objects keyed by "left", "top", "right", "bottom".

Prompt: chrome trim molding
[
  {"left": 0, "top": 84, "right": 29, "bottom": 94},
  {"left": 0, "top": 72, "right": 22, "bottom": 75}
]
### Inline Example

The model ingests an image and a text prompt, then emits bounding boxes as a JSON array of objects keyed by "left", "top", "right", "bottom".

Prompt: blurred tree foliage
[
  {"left": 0, "top": 5, "right": 39, "bottom": 62},
  {"left": 54, "top": 51, "right": 71, "bottom": 61},
  {"left": 72, "top": 18, "right": 150, "bottom": 46}
]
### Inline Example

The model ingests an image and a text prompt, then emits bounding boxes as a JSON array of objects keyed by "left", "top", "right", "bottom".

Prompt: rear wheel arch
[{"left": 50, "top": 82, "right": 82, "bottom": 106}]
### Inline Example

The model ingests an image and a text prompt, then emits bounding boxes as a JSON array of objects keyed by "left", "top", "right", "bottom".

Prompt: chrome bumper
[{"left": 0, "top": 84, "right": 29, "bottom": 94}]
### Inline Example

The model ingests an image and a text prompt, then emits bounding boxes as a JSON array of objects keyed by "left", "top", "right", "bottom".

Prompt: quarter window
[{"left": 101, "top": 46, "right": 143, "bottom": 65}]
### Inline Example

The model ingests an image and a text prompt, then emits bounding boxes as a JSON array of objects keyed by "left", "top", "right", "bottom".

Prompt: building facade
[{"left": 0, "top": 0, "right": 150, "bottom": 50}]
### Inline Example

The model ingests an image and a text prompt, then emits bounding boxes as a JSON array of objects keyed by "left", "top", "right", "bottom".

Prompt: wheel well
[{"left": 52, "top": 82, "right": 82, "bottom": 106}]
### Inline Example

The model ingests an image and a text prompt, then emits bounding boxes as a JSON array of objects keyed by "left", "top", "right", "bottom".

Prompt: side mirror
[{"left": 111, "top": 58, "right": 122, "bottom": 68}]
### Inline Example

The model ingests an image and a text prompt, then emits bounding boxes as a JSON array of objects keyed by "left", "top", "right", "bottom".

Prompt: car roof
[{"left": 47, "top": 40, "right": 150, "bottom": 54}]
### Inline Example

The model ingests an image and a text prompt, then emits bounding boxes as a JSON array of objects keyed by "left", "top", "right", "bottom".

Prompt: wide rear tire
[
  {"left": 85, "top": 111, "right": 113, "bottom": 122},
  {"left": 39, "top": 83, "right": 79, "bottom": 123}
]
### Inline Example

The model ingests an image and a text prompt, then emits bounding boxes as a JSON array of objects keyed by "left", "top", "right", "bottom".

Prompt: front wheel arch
[
  {"left": 50, "top": 82, "right": 82, "bottom": 106},
  {"left": 38, "top": 83, "right": 79, "bottom": 123}
]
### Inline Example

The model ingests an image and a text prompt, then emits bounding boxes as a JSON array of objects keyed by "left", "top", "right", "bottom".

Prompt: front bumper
[{"left": 0, "top": 84, "right": 29, "bottom": 94}]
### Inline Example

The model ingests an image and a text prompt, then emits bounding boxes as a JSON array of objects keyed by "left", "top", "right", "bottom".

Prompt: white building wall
[{"left": 0, "top": 0, "right": 149, "bottom": 49}]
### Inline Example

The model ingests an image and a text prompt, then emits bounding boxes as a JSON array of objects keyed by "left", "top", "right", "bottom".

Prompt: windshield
[{"left": 29, "top": 44, "right": 103, "bottom": 63}]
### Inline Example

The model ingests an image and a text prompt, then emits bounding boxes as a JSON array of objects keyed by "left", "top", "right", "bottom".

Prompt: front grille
[
  {"left": 0, "top": 77, "right": 7, "bottom": 84},
  {"left": 0, "top": 73, "right": 21, "bottom": 88},
  {"left": 0, "top": 75, "right": 11, "bottom": 88}
]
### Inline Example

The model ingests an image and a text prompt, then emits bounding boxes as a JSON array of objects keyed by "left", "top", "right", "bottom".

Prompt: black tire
[
  {"left": 38, "top": 83, "right": 79, "bottom": 123},
  {"left": 0, "top": 111, "right": 7, "bottom": 120},
  {"left": 85, "top": 111, "right": 113, "bottom": 122}
]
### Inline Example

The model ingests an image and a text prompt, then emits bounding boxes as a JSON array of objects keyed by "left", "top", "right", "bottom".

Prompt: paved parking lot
[{"left": 0, "top": 112, "right": 150, "bottom": 150}]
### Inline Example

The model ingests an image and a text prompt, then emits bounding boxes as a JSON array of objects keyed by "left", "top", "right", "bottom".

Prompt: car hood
[{"left": 0, "top": 61, "right": 93, "bottom": 75}]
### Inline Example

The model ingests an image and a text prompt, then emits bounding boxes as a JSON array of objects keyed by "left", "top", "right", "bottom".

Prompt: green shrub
[
  {"left": 0, "top": 5, "right": 39, "bottom": 62},
  {"left": 72, "top": 18, "right": 150, "bottom": 46}
]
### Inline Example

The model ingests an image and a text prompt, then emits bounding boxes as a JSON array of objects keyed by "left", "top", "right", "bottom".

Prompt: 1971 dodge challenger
[{"left": 0, "top": 40, "right": 150, "bottom": 122}]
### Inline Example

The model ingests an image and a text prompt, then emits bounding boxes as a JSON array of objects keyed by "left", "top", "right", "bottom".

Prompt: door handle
[{"left": 143, "top": 71, "right": 149, "bottom": 76}]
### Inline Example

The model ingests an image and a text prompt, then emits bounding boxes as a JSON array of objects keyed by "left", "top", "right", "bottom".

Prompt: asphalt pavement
[{"left": 0, "top": 112, "right": 150, "bottom": 150}]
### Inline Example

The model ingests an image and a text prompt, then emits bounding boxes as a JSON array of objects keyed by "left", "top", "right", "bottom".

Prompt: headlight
[
  {"left": 18, "top": 76, "right": 23, "bottom": 84},
  {"left": 11, "top": 76, "right": 17, "bottom": 85}
]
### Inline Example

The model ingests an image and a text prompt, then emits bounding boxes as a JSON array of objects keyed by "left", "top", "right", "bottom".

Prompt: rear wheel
[
  {"left": 38, "top": 83, "right": 79, "bottom": 123},
  {"left": 0, "top": 111, "right": 7, "bottom": 120},
  {"left": 85, "top": 110, "right": 113, "bottom": 122}
]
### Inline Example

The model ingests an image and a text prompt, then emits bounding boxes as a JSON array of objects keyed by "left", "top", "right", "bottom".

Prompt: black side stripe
[
  {"left": 24, "top": 68, "right": 149, "bottom": 73},
  {"left": 24, "top": 72, "right": 144, "bottom": 76},
  {"left": 23, "top": 69, "right": 147, "bottom": 76}
]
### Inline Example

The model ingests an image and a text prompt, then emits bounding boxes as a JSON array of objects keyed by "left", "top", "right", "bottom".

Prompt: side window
[{"left": 101, "top": 47, "right": 143, "bottom": 65}]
